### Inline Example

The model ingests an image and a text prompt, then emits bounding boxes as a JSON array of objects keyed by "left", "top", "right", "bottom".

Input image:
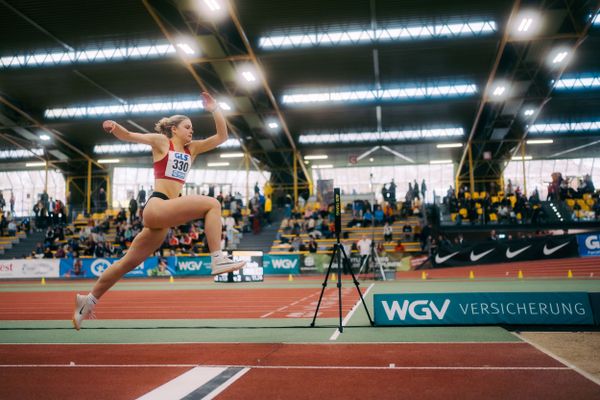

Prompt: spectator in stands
[
  {"left": 489, "top": 230, "right": 498, "bottom": 241},
  {"left": 7, "top": 220, "right": 17, "bottom": 237},
  {"left": 291, "top": 234, "right": 304, "bottom": 252},
  {"left": 362, "top": 209, "right": 373, "bottom": 227},
  {"left": 388, "top": 179, "right": 397, "bottom": 206},
  {"left": 357, "top": 235, "right": 372, "bottom": 272},
  {"left": 307, "top": 237, "right": 318, "bottom": 253},
  {"left": 403, "top": 223, "right": 413, "bottom": 241},
  {"left": 137, "top": 187, "right": 146, "bottom": 207},
  {"left": 97, "top": 187, "right": 107, "bottom": 212},
  {"left": 9, "top": 192, "right": 14, "bottom": 213},
  {"left": 421, "top": 179, "right": 427, "bottom": 201},
  {"left": 129, "top": 197, "right": 138, "bottom": 223},
  {"left": 420, "top": 223, "right": 432, "bottom": 251},
  {"left": 54, "top": 245, "right": 66, "bottom": 258},
  {"left": 374, "top": 206, "right": 384, "bottom": 226},
  {"left": 394, "top": 240, "right": 404, "bottom": 254},
  {"left": 383, "top": 222, "right": 393, "bottom": 242},
  {"left": 342, "top": 240, "right": 353, "bottom": 275},
  {"left": 506, "top": 179, "right": 513, "bottom": 195},
  {"left": 264, "top": 194, "right": 272, "bottom": 226},
  {"left": 43, "top": 246, "right": 53, "bottom": 258}
]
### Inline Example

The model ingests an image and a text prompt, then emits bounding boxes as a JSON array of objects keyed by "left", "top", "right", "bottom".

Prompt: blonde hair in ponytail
[{"left": 154, "top": 115, "right": 189, "bottom": 138}]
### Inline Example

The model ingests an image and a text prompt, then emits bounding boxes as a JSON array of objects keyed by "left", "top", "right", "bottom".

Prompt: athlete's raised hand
[
  {"left": 102, "top": 120, "right": 116, "bottom": 133},
  {"left": 201, "top": 92, "right": 218, "bottom": 113}
]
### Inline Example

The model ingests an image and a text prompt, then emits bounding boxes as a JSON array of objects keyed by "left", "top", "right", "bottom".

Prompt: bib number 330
[{"left": 172, "top": 159, "right": 189, "bottom": 172}]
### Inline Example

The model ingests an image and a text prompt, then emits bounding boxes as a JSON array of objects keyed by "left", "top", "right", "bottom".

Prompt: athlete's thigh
[
  {"left": 143, "top": 195, "right": 220, "bottom": 228},
  {"left": 122, "top": 227, "right": 168, "bottom": 265}
]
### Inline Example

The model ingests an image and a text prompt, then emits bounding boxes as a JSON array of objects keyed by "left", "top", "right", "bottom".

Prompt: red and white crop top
[{"left": 153, "top": 140, "right": 192, "bottom": 183}]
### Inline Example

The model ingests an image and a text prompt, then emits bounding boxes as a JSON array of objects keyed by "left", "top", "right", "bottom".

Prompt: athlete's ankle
[{"left": 87, "top": 293, "right": 99, "bottom": 304}]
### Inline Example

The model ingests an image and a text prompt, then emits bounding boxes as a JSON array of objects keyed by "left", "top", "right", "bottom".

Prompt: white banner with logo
[{"left": 0, "top": 259, "right": 60, "bottom": 279}]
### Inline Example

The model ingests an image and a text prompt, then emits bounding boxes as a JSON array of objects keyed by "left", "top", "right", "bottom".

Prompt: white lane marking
[
  {"left": 0, "top": 364, "right": 569, "bottom": 371},
  {"left": 135, "top": 366, "right": 225, "bottom": 400},
  {"left": 329, "top": 283, "right": 375, "bottom": 341},
  {"left": 260, "top": 292, "right": 319, "bottom": 318},
  {"left": 513, "top": 332, "right": 600, "bottom": 387},
  {"left": 203, "top": 367, "right": 250, "bottom": 400}
]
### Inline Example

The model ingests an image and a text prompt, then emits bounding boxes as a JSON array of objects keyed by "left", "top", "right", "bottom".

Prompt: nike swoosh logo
[
  {"left": 543, "top": 242, "right": 570, "bottom": 256},
  {"left": 434, "top": 251, "right": 459, "bottom": 264},
  {"left": 506, "top": 245, "right": 532, "bottom": 259},
  {"left": 78, "top": 305, "right": 85, "bottom": 315},
  {"left": 470, "top": 248, "right": 495, "bottom": 262}
]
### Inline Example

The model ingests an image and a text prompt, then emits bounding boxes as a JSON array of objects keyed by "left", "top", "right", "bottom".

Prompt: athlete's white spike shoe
[
  {"left": 72, "top": 294, "right": 96, "bottom": 331},
  {"left": 211, "top": 254, "right": 246, "bottom": 275}
]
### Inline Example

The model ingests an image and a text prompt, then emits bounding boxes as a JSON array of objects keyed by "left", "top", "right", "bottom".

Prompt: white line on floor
[{"left": 329, "top": 283, "right": 374, "bottom": 341}]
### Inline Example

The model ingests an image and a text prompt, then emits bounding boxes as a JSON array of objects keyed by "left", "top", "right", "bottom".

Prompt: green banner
[
  {"left": 263, "top": 254, "right": 300, "bottom": 274},
  {"left": 374, "top": 292, "right": 594, "bottom": 326}
]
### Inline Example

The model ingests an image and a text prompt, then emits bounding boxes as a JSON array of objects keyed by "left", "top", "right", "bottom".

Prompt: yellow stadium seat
[
  {"left": 479, "top": 191, "right": 487, "bottom": 198},
  {"left": 491, "top": 196, "right": 499, "bottom": 203},
  {"left": 459, "top": 208, "right": 468, "bottom": 217},
  {"left": 477, "top": 208, "right": 483, "bottom": 215},
  {"left": 451, "top": 213, "right": 457, "bottom": 222},
  {"left": 472, "top": 192, "right": 480, "bottom": 200},
  {"left": 586, "top": 198, "right": 595, "bottom": 207},
  {"left": 489, "top": 213, "right": 498, "bottom": 222},
  {"left": 566, "top": 199, "right": 575, "bottom": 207}
]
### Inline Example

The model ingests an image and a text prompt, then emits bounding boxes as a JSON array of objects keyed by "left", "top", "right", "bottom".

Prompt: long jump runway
[{"left": 0, "top": 279, "right": 599, "bottom": 399}]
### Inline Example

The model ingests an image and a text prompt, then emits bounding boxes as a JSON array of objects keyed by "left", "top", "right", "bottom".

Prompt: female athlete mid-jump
[{"left": 73, "top": 92, "right": 245, "bottom": 330}]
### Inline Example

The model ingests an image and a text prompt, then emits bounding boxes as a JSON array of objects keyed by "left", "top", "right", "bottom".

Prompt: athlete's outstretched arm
[
  {"left": 187, "top": 92, "right": 229, "bottom": 156},
  {"left": 102, "top": 120, "right": 167, "bottom": 148}
]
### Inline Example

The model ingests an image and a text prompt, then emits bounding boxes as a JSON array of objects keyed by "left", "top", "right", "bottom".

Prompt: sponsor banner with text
[
  {"left": 433, "top": 235, "right": 579, "bottom": 267},
  {"left": 59, "top": 257, "right": 174, "bottom": 278},
  {"left": 374, "top": 292, "right": 594, "bottom": 326},
  {"left": 0, "top": 259, "right": 60, "bottom": 279},
  {"left": 175, "top": 256, "right": 212, "bottom": 276},
  {"left": 577, "top": 233, "right": 600, "bottom": 257},
  {"left": 263, "top": 254, "right": 300, "bottom": 274}
]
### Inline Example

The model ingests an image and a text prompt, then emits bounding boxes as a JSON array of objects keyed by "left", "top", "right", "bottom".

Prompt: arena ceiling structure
[{"left": 0, "top": 0, "right": 599, "bottom": 193}]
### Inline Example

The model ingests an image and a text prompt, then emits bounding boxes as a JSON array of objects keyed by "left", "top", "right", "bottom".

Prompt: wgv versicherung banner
[{"left": 374, "top": 292, "right": 594, "bottom": 325}]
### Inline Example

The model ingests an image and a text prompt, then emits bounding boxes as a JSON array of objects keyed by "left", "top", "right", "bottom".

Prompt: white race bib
[{"left": 164, "top": 150, "right": 191, "bottom": 181}]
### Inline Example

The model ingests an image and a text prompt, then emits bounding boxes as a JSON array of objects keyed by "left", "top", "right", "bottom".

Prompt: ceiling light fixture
[
  {"left": 26, "top": 161, "right": 47, "bottom": 167},
  {"left": 207, "top": 162, "right": 230, "bottom": 167},
  {"left": 304, "top": 155, "right": 328, "bottom": 160},
  {"left": 436, "top": 143, "right": 463, "bottom": 148},
  {"left": 526, "top": 139, "right": 553, "bottom": 144},
  {"left": 430, "top": 159, "right": 453, "bottom": 164},
  {"left": 220, "top": 152, "right": 244, "bottom": 158},
  {"left": 97, "top": 159, "right": 120, "bottom": 164}
]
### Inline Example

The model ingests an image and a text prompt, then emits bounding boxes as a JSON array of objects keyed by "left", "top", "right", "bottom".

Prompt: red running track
[
  {"left": 0, "top": 287, "right": 360, "bottom": 320},
  {"left": 1, "top": 343, "right": 599, "bottom": 399}
]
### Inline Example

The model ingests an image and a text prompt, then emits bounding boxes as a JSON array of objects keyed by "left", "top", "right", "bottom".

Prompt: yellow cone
[
  {"left": 421, "top": 271, "right": 427, "bottom": 280},
  {"left": 469, "top": 270, "right": 475, "bottom": 280},
  {"left": 288, "top": 274, "right": 294, "bottom": 282},
  {"left": 41, "top": 277, "right": 46, "bottom": 285},
  {"left": 331, "top": 273, "right": 337, "bottom": 282},
  {"left": 518, "top": 270, "right": 523, "bottom": 279},
  {"left": 169, "top": 276, "right": 174, "bottom": 284},
  {"left": 567, "top": 270, "right": 573, "bottom": 279}
]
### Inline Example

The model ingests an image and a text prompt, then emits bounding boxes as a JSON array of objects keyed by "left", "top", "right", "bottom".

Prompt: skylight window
[
  {"left": 283, "top": 83, "right": 477, "bottom": 105},
  {"left": 0, "top": 148, "right": 44, "bottom": 159},
  {"left": 554, "top": 74, "right": 600, "bottom": 90},
  {"left": 529, "top": 121, "right": 600, "bottom": 134},
  {"left": 94, "top": 138, "right": 240, "bottom": 154},
  {"left": 0, "top": 41, "right": 198, "bottom": 68},
  {"left": 45, "top": 96, "right": 237, "bottom": 119},
  {"left": 258, "top": 20, "right": 497, "bottom": 50},
  {"left": 299, "top": 128, "right": 464, "bottom": 144}
]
